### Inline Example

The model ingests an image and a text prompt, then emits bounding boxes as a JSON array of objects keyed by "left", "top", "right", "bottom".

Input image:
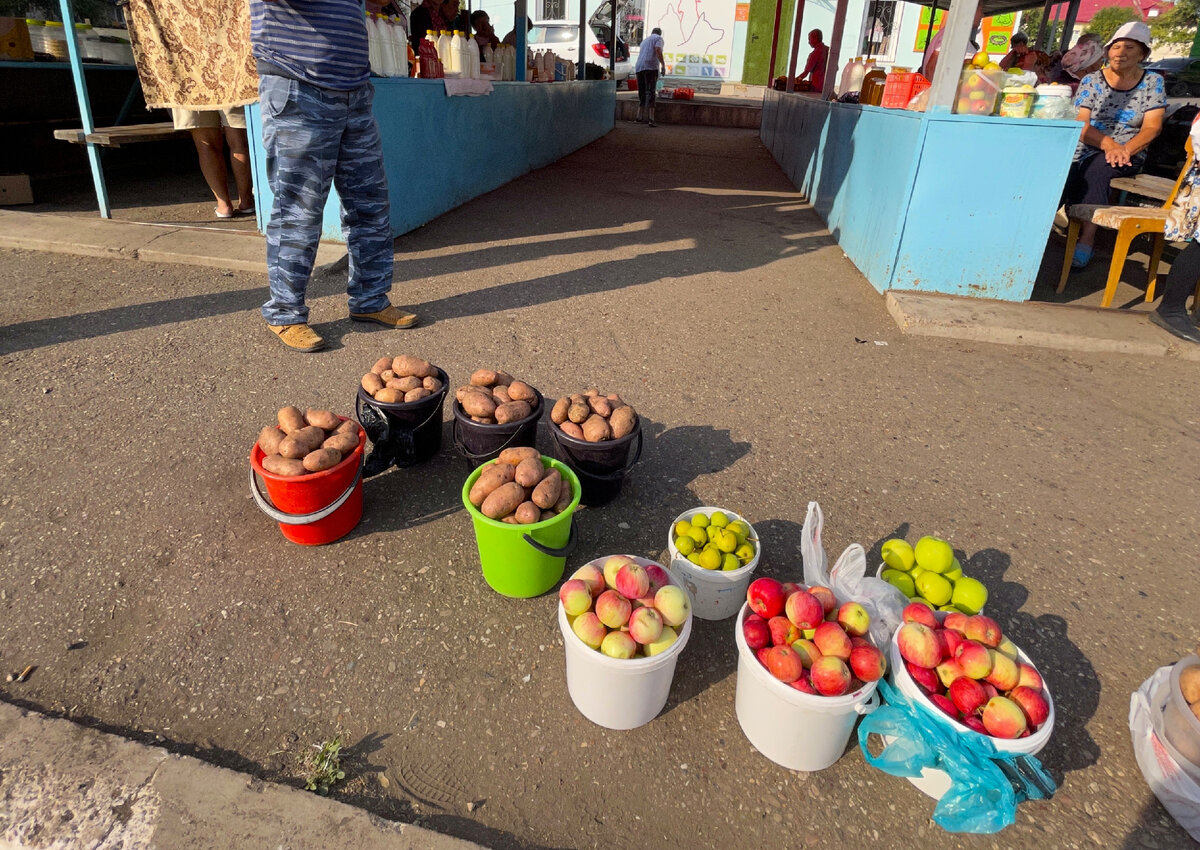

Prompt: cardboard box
[
  {"left": 0, "top": 18, "right": 34, "bottom": 62},
  {"left": 0, "top": 175, "right": 33, "bottom": 206}
]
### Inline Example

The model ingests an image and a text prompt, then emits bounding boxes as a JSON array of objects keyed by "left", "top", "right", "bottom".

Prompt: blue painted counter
[
  {"left": 761, "top": 91, "right": 1082, "bottom": 301},
  {"left": 246, "top": 79, "right": 615, "bottom": 242}
]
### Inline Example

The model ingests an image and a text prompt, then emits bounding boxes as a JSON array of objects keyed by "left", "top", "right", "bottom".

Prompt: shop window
[{"left": 862, "top": 0, "right": 901, "bottom": 63}]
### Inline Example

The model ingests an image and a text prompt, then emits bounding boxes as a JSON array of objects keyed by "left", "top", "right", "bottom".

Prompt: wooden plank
[
  {"left": 1110, "top": 175, "right": 1176, "bottom": 202},
  {"left": 53, "top": 128, "right": 88, "bottom": 143},
  {"left": 53, "top": 122, "right": 186, "bottom": 147}
]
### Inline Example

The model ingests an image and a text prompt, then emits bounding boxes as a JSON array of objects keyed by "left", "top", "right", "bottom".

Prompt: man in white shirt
[{"left": 635, "top": 27, "right": 666, "bottom": 127}]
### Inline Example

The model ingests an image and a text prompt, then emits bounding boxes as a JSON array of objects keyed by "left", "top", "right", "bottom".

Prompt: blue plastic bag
[{"left": 858, "top": 679, "right": 1056, "bottom": 834}]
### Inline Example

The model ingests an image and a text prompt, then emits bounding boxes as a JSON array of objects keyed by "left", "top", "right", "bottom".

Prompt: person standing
[
  {"left": 251, "top": 0, "right": 417, "bottom": 353},
  {"left": 171, "top": 106, "right": 254, "bottom": 219},
  {"left": 796, "top": 29, "right": 828, "bottom": 93},
  {"left": 635, "top": 27, "right": 665, "bottom": 127}
]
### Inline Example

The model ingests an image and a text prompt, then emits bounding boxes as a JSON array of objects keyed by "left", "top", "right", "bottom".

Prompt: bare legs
[{"left": 189, "top": 126, "right": 254, "bottom": 216}]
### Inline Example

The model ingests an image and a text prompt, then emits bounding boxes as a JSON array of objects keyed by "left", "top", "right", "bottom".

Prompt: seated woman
[
  {"left": 999, "top": 32, "right": 1028, "bottom": 71},
  {"left": 1061, "top": 22, "right": 1166, "bottom": 269},
  {"left": 471, "top": 10, "right": 499, "bottom": 58}
]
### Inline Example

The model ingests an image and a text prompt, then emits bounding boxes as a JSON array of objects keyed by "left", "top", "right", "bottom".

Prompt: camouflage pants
[{"left": 258, "top": 75, "right": 393, "bottom": 326}]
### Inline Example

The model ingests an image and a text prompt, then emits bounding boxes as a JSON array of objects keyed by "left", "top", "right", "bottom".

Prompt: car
[
  {"left": 1146, "top": 57, "right": 1200, "bottom": 98},
  {"left": 529, "top": 2, "right": 631, "bottom": 80}
]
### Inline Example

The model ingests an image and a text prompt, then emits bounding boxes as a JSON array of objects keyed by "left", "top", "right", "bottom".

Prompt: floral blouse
[{"left": 1072, "top": 70, "right": 1166, "bottom": 162}]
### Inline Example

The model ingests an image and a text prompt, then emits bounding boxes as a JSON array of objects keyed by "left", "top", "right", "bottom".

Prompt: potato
[
  {"left": 502, "top": 516, "right": 520, "bottom": 524},
  {"left": 374, "top": 388, "right": 404, "bottom": 404},
  {"left": 1181, "top": 666, "right": 1200, "bottom": 703},
  {"left": 371, "top": 357, "right": 393, "bottom": 375},
  {"left": 362, "top": 373, "right": 385, "bottom": 395},
  {"left": 498, "top": 447, "right": 540, "bottom": 467},
  {"left": 610, "top": 406, "right": 637, "bottom": 439},
  {"left": 551, "top": 397, "right": 570, "bottom": 425},
  {"left": 514, "top": 501, "right": 542, "bottom": 525},
  {"left": 481, "top": 481, "right": 525, "bottom": 519},
  {"left": 508, "top": 381, "right": 536, "bottom": 403},
  {"left": 460, "top": 390, "right": 497, "bottom": 419},
  {"left": 392, "top": 355, "right": 432, "bottom": 378},
  {"left": 606, "top": 392, "right": 624, "bottom": 406},
  {"left": 305, "top": 409, "right": 340, "bottom": 431},
  {"left": 494, "top": 400, "right": 532, "bottom": 425},
  {"left": 532, "top": 468, "right": 561, "bottom": 509},
  {"left": 526, "top": 393, "right": 539, "bottom": 409},
  {"left": 582, "top": 414, "right": 611, "bottom": 443},
  {"left": 569, "top": 393, "right": 585, "bottom": 404},
  {"left": 278, "top": 432, "right": 313, "bottom": 459},
  {"left": 567, "top": 401, "right": 590, "bottom": 424},
  {"left": 470, "top": 368, "right": 497, "bottom": 387},
  {"left": 380, "top": 369, "right": 396, "bottom": 382},
  {"left": 385, "top": 375, "right": 420, "bottom": 393},
  {"left": 470, "top": 415, "right": 493, "bottom": 424},
  {"left": 323, "top": 432, "right": 359, "bottom": 454},
  {"left": 469, "top": 462, "right": 516, "bottom": 507},
  {"left": 262, "top": 454, "right": 307, "bottom": 477},
  {"left": 583, "top": 388, "right": 600, "bottom": 397},
  {"left": 404, "top": 388, "right": 431, "bottom": 403},
  {"left": 456, "top": 385, "right": 478, "bottom": 403},
  {"left": 258, "top": 426, "right": 286, "bottom": 455},
  {"left": 587, "top": 396, "right": 612, "bottom": 417},
  {"left": 303, "top": 448, "right": 343, "bottom": 472},
  {"left": 491, "top": 385, "right": 512, "bottom": 405},
  {"left": 422, "top": 376, "right": 443, "bottom": 393},
  {"left": 560, "top": 421, "right": 585, "bottom": 440},
  {"left": 335, "top": 419, "right": 358, "bottom": 435},
  {"left": 493, "top": 371, "right": 514, "bottom": 386},
  {"left": 277, "top": 405, "right": 306, "bottom": 434},
  {"left": 553, "top": 477, "right": 573, "bottom": 512},
  {"left": 514, "top": 457, "right": 545, "bottom": 488}
]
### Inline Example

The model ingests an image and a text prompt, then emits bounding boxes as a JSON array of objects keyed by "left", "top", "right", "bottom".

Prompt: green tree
[
  {"left": 1085, "top": 6, "right": 1142, "bottom": 44},
  {"left": 1151, "top": 0, "right": 1199, "bottom": 48},
  {"left": 1020, "top": 7, "right": 1064, "bottom": 50}
]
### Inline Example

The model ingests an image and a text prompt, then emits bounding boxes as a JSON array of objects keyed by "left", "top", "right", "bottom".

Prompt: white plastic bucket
[
  {"left": 733, "top": 602, "right": 879, "bottom": 771},
  {"left": 557, "top": 556, "right": 693, "bottom": 730},
  {"left": 886, "top": 625, "right": 1054, "bottom": 799},
  {"left": 666, "top": 507, "right": 759, "bottom": 621}
]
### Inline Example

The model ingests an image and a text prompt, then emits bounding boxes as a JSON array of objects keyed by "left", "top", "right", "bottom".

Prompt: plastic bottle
[
  {"left": 841, "top": 56, "right": 863, "bottom": 94},
  {"left": 445, "top": 30, "right": 462, "bottom": 75},
  {"left": 468, "top": 41, "right": 481, "bottom": 79},
  {"left": 389, "top": 17, "right": 409, "bottom": 76},
  {"left": 861, "top": 64, "right": 886, "bottom": 105},
  {"left": 436, "top": 30, "right": 452, "bottom": 66},
  {"left": 377, "top": 15, "right": 398, "bottom": 76},
  {"left": 366, "top": 12, "right": 381, "bottom": 74}
]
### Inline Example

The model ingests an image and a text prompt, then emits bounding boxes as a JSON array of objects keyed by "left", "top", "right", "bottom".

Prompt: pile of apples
[
  {"left": 879, "top": 535, "right": 988, "bottom": 616},
  {"left": 672, "top": 510, "right": 756, "bottom": 571},
  {"left": 742, "top": 577, "right": 886, "bottom": 697},
  {"left": 560, "top": 556, "right": 691, "bottom": 659},
  {"left": 896, "top": 603, "right": 1050, "bottom": 739}
]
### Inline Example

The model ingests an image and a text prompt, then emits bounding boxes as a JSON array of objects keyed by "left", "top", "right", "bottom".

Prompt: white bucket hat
[{"left": 1104, "top": 21, "right": 1152, "bottom": 58}]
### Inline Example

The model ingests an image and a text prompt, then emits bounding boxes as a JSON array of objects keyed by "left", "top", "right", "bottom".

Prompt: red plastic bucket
[{"left": 249, "top": 418, "right": 365, "bottom": 545}]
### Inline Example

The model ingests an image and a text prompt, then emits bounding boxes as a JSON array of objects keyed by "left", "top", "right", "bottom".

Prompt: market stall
[
  {"left": 244, "top": 77, "right": 616, "bottom": 243},
  {"left": 759, "top": 0, "right": 1084, "bottom": 302}
]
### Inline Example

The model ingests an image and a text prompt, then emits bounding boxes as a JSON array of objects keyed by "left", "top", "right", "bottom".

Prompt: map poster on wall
[{"left": 648, "top": 0, "right": 737, "bottom": 78}]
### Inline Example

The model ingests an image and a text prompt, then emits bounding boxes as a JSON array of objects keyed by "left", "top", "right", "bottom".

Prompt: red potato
[{"left": 481, "top": 482, "right": 526, "bottom": 519}]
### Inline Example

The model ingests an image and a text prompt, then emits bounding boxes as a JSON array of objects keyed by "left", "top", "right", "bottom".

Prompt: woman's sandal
[{"left": 1071, "top": 245, "right": 1093, "bottom": 269}]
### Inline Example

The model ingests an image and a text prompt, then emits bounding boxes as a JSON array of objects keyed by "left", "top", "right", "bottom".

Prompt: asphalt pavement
[{"left": 0, "top": 122, "right": 1198, "bottom": 849}]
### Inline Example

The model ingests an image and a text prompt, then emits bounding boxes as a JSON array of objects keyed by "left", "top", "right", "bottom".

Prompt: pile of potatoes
[
  {"left": 468, "top": 448, "right": 573, "bottom": 523},
  {"left": 360, "top": 355, "right": 444, "bottom": 404},
  {"left": 457, "top": 369, "right": 540, "bottom": 425},
  {"left": 258, "top": 407, "right": 361, "bottom": 477},
  {"left": 550, "top": 389, "right": 637, "bottom": 442}
]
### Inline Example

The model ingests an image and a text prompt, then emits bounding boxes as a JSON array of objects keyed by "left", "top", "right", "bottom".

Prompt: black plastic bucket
[
  {"left": 451, "top": 387, "right": 544, "bottom": 464},
  {"left": 355, "top": 366, "right": 449, "bottom": 476},
  {"left": 547, "top": 416, "right": 643, "bottom": 506}
]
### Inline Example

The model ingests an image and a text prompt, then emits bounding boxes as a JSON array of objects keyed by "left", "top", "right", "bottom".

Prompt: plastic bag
[
  {"left": 801, "top": 501, "right": 907, "bottom": 648},
  {"left": 1130, "top": 666, "right": 1200, "bottom": 841},
  {"left": 905, "top": 89, "right": 928, "bottom": 112},
  {"left": 859, "top": 679, "right": 1056, "bottom": 833}
]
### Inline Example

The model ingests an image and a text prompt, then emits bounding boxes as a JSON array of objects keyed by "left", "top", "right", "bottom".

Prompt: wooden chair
[{"left": 1058, "top": 139, "right": 1195, "bottom": 308}]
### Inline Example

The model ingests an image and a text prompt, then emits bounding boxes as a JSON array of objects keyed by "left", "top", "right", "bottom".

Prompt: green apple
[
  {"left": 674, "top": 520, "right": 693, "bottom": 538},
  {"left": 914, "top": 536, "right": 954, "bottom": 574},
  {"left": 915, "top": 571, "right": 952, "bottom": 606},
  {"left": 728, "top": 520, "right": 751, "bottom": 540},
  {"left": 938, "top": 604, "right": 966, "bottom": 613},
  {"left": 698, "top": 548, "right": 722, "bottom": 570},
  {"left": 675, "top": 536, "right": 695, "bottom": 556},
  {"left": 910, "top": 566, "right": 927, "bottom": 581},
  {"left": 734, "top": 542, "right": 755, "bottom": 563},
  {"left": 721, "top": 553, "right": 741, "bottom": 571},
  {"left": 687, "top": 526, "right": 708, "bottom": 547},
  {"left": 951, "top": 576, "right": 988, "bottom": 615},
  {"left": 687, "top": 552, "right": 703, "bottom": 566},
  {"left": 880, "top": 568, "right": 916, "bottom": 597},
  {"left": 715, "top": 529, "right": 738, "bottom": 554},
  {"left": 880, "top": 539, "right": 916, "bottom": 572},
  {"left": 691, "top": 513, "right": 710, "bottom": 528},
  {"left": 709, "top": 511, "right": 729, "bottom": 528}
]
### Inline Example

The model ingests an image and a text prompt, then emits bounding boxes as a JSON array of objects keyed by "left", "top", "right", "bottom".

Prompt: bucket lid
[{"left": 1036, "top": 84, "right": 1071, "bottom": 95}]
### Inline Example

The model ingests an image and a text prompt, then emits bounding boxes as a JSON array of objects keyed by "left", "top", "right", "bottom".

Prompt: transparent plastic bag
[
  {"left": 801, "top": 501, "right": 907, "bottom": 648},
  {"left": 1130, "top": 666, "right": 1200, "bottom": 841},
  {"left": 859, "top": 679, "right": 1056, "bottom": 834}
]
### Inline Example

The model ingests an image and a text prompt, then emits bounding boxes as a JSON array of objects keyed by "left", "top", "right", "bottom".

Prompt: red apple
[
  {"left": 982, "top": 696, "right": 1027, "bottom": 738},
  {"left": 897, "top": 622, "right": 942, "bottom": 668},
  {"left": 936, "top": 658, "right": 967, "bottom": 688},
  {"left": 746, "top": 577, "right": 786, "bottom": 619},
  {"left": 949, "top": 677, "right": 988, "bottom": 716},
  {"left": 785, "top": 590, "right": 824, "bottom": 630},
  {"left": 743, "top": 614, "right": 770, "bottom": 650},
  {"left": 762, "top": 644, "right": 803, "bottom": 683},
  {"left": 1017, "top": 662, "right": 1044, "bottom": 691},
  {"left": 962, "top": 715, "right": 987, "bottom": 734},
  {"left": 788, "top": 673, "right": 818, "bottom": 694},
  {"left": 813, "top": 621, "right": 852, "bottom": 661},
  {"left": 906, "top": 660, "right": 943, "bottom": 695},
  {"left": 1009, "top": 685, "right": 1050, "bottom": 728},
  {"left": 849, "top": 644, "right": 886, "bottom": 682},
  {"left": 929, "top": 693, "right": 960, "bottom": 720},
  {"left": 836, "top": 602, "right": 871, "bottom": 637},
  {"left": 810, "top": 656, "right": 852, "bottom": 696},
  {"left": 955, "top": 640, "right": 993, "bottom": 680},
  {"left": 942, "top": 611, "right": 970, "bottom": 634},
  {"left": 964, "top": 615, "right": 1002, "bottom": 648},
  {"left": 808, "top": 585, "right": 837, "bottom": 615},
  {"left": 768, "top": 615, "right": 800, "bottom": 647},
  {"left": 902, "top": 602, "right": 938, "bottom": 629}
]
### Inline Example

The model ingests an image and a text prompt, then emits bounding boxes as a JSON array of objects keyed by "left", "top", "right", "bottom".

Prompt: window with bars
[{"left": 861, "top": 0, "right": 902, "bottom": 63}]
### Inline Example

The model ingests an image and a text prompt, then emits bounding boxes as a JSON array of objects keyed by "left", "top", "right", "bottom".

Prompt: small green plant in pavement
[{"left": 302, "top": 737, "right": 346, "bottom": 795}]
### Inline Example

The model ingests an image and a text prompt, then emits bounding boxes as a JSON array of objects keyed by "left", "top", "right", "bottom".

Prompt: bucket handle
[
  {"left": 522, "top": 521, "right": 578, "bottom": 558},
  {"left": 452, "top": 415, "right": 534, "bottom": 462},
  {"left": 249, "top": 465, "right": 362, "bottom": 525},
  {"left": 356, "top": 392, "right": 443, "bottom": 473},
  {"left": 856, "top": 689, "right": 881, "bottom": 715},
  {"left": 568, "top": 428, "right": 643, "bottom": 481}
]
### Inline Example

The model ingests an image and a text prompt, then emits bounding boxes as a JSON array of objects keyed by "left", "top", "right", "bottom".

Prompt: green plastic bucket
[{"left": 461, "top": 457, "right": 582, "bottom": 598}]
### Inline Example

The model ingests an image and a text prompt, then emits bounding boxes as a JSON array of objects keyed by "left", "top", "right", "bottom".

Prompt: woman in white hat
[{"left": 1061, "top": 21, "right": 1166, "bottom": 270}]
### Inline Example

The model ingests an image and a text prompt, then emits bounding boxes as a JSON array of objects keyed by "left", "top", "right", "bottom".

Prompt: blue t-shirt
[
  {"left": 1073, "top": 70, "right": 1166, "bottom": 161},
  {"left": 636, "top": 33, "right": 663, "bottom": 73},
  {"left": 250, "top": 0, "right": 370, "bottom": 91}
]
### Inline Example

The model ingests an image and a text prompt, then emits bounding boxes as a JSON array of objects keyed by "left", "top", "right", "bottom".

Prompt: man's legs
[
  {"left": 223, "top": 126, "right": 255, "bottom": 213},
  {"left": 636, "top": 70, "right": 651, "bottom": 121},
  {"left": 1151, "top": 240, "right": 1200, "bottom": 342},
  {"left": 645, "top": 70, "right": 659, "bottom": 126},
  {"left": 188, "top": 127, "right": 234, "bottom": 217},
  {"left": 259, "top": 75, "right": 343, "bottom": 335},
  {"left": 335, "top": 83, "right": 400, "bottom": 319}
]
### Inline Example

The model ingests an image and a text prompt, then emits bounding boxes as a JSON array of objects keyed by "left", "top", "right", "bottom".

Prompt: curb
[{"left": 0, "top": 702, "right": 483, "bottom": 850}]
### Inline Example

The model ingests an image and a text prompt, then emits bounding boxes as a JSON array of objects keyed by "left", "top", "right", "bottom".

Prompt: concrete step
[{"left": 614, "top": 93, "right": 762, "bottom": 128}]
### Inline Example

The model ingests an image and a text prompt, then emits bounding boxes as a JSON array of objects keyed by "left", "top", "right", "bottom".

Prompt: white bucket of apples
[
  {"left": 734, "top": 576, "right": 885, "bottom": 771},
  {"left": 889, "top": 602, "right": 1054, "bottom": 799}
]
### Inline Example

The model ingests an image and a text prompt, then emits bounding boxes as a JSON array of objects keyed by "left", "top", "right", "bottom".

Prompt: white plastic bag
[
  {"left": 801, "top": 502, "right": 907, "bottom": 649},
  {"left": 1130, "top": 666, "right": 1200, "bottom": 841}
]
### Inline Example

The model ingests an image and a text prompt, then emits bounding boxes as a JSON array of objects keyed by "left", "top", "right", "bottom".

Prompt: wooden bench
[
  {"left": 53, "top": 122, "right": 187, "bottom": 147},
  {"left": 1110, "top": 174, "right": 1179, "bottom": 204}
]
